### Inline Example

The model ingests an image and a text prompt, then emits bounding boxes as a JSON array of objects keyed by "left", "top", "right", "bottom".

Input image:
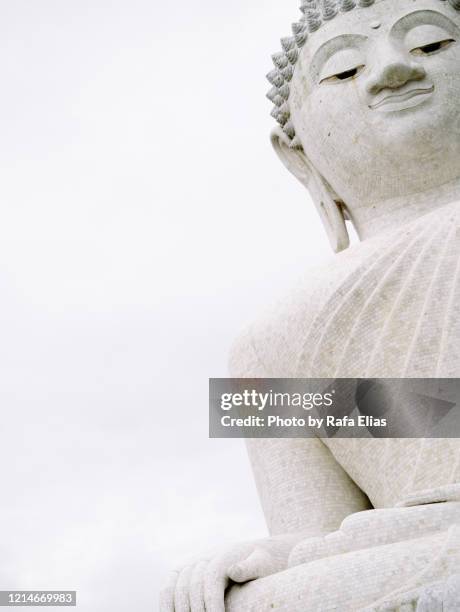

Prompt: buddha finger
[
  {"left": 227, "top": 547, "right": 274, "bottom": 582},
  {"left": 189, "top": 561, "right": 207, "bottom": 612},
  {"left": 174, "top": 565, "right": 193, "bottom": 612},
  {"left": 203, "top": 559, "right": 229, "bottom": 612},
  {"left": 159, "top": 570, "right": 180, "bottom": 612}
]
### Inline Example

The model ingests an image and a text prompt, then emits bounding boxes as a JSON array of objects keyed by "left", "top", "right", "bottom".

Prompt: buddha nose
[{"left": 366, "top": 61, "right": 426, "bottom": 95}]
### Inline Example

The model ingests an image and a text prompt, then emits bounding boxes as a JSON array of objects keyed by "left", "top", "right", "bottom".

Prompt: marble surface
[{"left": 160, "top": 0, "right": 460, "bottom": 609}]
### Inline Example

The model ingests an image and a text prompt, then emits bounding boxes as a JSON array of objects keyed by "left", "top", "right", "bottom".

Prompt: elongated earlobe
[{"left": 271, "top": 127, "right": 349, "bottom": 253}]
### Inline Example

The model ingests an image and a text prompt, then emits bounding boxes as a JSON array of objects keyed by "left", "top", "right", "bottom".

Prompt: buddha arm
[
  {"left": 230, "top": 331, "right": 371, "bottom": 539},
  {"left": 246, "top": 437, "right": 371, "bottom": 537}
]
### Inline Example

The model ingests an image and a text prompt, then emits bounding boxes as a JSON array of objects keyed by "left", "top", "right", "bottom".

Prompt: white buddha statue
[{"left": 160, "top": 0, "right": 460, "bottom": 609}]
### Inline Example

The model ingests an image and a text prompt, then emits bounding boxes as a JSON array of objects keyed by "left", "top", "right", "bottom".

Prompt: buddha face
[{"left": 289, "top": 0, "right": 460, "bottom": 208}]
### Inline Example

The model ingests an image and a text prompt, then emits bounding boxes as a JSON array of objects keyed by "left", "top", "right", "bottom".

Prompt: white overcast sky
[{"left": 0, "top": 1, "right": 338, "bottom": 610}]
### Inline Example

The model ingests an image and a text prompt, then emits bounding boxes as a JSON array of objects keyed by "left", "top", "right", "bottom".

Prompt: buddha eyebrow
[
  {"left": 391, "top": 9, "right": 459, "bottom": 36},
  {"left": 311, "top": 34, "right": 367, "bottom": 74}
]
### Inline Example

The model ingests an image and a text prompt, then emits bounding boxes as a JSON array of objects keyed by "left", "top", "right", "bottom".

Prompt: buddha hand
[{"left": 159, "top": 535, "right": 297, "bottom": 612}]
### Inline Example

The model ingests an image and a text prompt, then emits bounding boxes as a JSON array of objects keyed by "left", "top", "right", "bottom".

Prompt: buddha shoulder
[{"left": 229, "top": 242, "right": 376, "bottom": 378}]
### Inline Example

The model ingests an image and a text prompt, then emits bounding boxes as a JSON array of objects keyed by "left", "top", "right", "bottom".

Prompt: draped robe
[{"left": 227, "top": 201, "right": 460, "bottom": 610}]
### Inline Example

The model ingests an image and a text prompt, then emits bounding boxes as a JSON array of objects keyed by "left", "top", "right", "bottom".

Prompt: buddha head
[{"left": 268, "top": 0, "right": 460, "bottom": 251}]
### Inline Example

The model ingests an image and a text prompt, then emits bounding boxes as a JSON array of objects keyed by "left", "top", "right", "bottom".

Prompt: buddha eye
[
  {"left": 320, "top": 65, "right": 365, "bottom": 84},
  {"left": 410, "top": 38, "right": 455, "bottom": 56}
]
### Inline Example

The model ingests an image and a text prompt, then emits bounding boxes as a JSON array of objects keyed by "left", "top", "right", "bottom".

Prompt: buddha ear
[{"left": 271, "top": 127, "right": 349, "bottom": 253}]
